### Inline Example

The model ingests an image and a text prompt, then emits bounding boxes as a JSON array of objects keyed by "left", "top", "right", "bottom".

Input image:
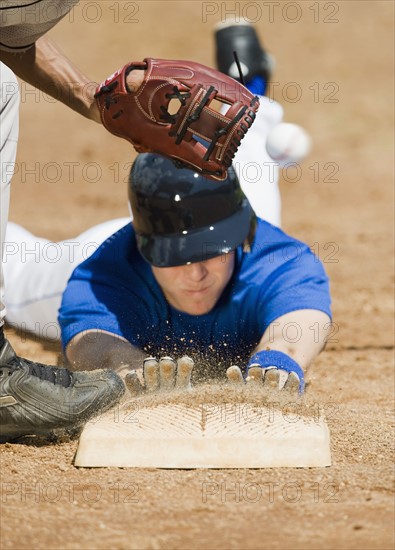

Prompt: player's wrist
[
  {"left": 83, "top": 85, "right": 102, "bottom": 123},
  {"left": 87, "top": 99, "right": 102, "bottom": 124},
  {"left": 248, "top": 350, "right": 305, "bottom": 393}
]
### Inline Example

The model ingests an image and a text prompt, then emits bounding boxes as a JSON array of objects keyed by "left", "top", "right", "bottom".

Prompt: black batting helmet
[{"left": 128, "top": 154, "right": 254, "bottom": 267}]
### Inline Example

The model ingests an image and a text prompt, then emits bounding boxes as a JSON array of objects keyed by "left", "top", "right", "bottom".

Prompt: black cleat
[
  {"left": 0, "top": 339, "right": 125, "bottom": 441},
  {"left": 215, "top": 20, "right": 274, "bottom": 85}
]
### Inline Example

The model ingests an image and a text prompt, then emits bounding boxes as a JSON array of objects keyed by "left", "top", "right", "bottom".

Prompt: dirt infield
[{"left": 1, "top": 2, "right": 394, "bottom": 549}]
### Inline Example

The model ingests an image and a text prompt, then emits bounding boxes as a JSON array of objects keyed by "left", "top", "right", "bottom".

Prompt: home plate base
[{"left": 75, "top": 401, "right": 331, "bottom": 468}]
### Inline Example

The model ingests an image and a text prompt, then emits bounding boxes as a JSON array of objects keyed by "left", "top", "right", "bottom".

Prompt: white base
[{"left": 75, "top": 403, "right": 331, "bottom": 468}]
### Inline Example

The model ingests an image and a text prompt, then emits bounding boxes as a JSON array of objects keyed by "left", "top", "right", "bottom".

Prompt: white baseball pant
[
  {"left": 4, "top": 219, "right": 129, "bottom": 340},
  {"left": 1, "top": 63, "right": 20, "bottom": 327},
  {"left": 233, "top": 95, "right": 283, "bottom": 226}
]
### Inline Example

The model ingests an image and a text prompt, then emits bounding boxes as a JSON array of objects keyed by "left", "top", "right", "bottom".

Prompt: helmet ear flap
[{"left": 128, "top": 160, "right": 136, "bottom": 213}]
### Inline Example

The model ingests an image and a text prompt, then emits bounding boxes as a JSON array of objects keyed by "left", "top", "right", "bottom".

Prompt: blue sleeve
[
  {"left": 258, "top": 247, "right": 332, "bottom": 329},
  {"left": 244, "top": 221, "right": 332, "bottom": 331},
  {"left": 59, "top": 276, "right": 129, "bottom": 349},
  {"left": 58, "top": 225, "right": 161, "bottom": 350}
]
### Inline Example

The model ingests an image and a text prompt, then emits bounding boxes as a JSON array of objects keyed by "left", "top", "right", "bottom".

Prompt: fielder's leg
[
  {"left": 0, "top": 65, "right": 124, "bottom": 441},
  {"left": 0, "top": 62, "right": 19, "bottom": 327}
]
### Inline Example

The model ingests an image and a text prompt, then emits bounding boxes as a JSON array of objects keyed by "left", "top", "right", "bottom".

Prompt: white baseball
[{"left": 266, "top": 123, "right": 312, "bottom": 165}]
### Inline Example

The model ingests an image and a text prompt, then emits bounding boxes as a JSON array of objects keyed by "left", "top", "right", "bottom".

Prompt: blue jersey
[{"left": 59, "top": 219, "right": 331, "bottom": 369}]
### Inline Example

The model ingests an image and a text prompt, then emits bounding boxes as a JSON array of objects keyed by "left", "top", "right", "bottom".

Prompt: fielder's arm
[{"left": 0, "top": 36, "right": 143, "bottom": 123}]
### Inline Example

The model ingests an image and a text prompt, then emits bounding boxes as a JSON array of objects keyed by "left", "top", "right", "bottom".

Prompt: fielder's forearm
[
  {"left": 0, "top": 36, "right": 101, "bottom": 122},
  {"left": 0, "top": 37, "right": 145, "bottom": 124}
]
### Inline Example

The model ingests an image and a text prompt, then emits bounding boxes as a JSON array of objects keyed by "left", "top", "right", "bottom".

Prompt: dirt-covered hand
[
  {"left": 226, "top": 364, "right": 301, "bottom": 395},
  {"left": 124, "top": 356, "right": 194, "bottom": 396}
]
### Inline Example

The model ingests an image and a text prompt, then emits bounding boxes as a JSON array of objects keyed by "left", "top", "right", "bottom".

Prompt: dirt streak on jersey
[{"left": 0, "top": 0, "right": 78, "bottom": 52}]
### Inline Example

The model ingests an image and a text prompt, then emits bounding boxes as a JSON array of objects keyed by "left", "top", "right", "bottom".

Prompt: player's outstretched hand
[
  {"left": 95, "top": 58, "right": 259, "bottom": 180},
  {"left": 226, "top": 364, "right": 301, "bottom": 396},
  {"left": 125, "top": 356, "right": 194, "bottom": 397}
]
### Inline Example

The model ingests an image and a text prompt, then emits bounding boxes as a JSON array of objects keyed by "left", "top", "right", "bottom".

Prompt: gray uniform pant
[{"left": 0, "top": 63, "right": 20, "bottom": 325}]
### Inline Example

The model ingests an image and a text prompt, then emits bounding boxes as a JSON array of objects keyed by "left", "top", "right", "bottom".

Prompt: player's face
[{"left": 152, "top": 252, "right": 235, "bottom": 315}]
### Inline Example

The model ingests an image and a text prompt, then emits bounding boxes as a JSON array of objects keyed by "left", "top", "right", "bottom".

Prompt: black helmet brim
[{"left": 136, "top": 199, "right": 253, "bottom": 267}]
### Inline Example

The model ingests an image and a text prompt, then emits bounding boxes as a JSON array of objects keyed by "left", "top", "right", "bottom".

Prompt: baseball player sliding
[
  {"left": 1, "top": 2, "right": 261, "bottom": 440},
  {"left": 4, "top": 148, "right": 332, "bottom": 396}
]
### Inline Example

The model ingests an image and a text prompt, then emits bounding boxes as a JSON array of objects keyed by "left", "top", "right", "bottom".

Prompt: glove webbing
[{"left": 175, "top": 86, "right": 215, "bottom": 145}]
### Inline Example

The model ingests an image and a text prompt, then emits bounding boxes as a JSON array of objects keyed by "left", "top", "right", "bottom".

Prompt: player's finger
[
  {"left": 124, "top": 369, "right": 144, "bottom": 396},
  {"left": 159, "top": 357, "right": 176, "bottom": 390},
  {"left": 226, "top": 365, "right": 244, "bottom": 386},
  {"left": 143, "top": 357, "right": 159, "bottom": 392},
  {"left": 226, "top": 365, "right": 244, "bottom": 385},
  {"left": 176, "top": 356, "right": 194, "bottom": 389},
  {"left": 246, "top": 365, "right": 264, "bottom": 386},
  {"left": 262, "top": 367, "right": 280, "bottom": 390},
  {"left": 283, "top": 372, "right": 300, "bottom": 395}
]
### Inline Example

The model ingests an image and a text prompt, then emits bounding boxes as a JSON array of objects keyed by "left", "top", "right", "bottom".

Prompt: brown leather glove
[{"left": 95, "top": 58, "right": 259, "bottom": 180}]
